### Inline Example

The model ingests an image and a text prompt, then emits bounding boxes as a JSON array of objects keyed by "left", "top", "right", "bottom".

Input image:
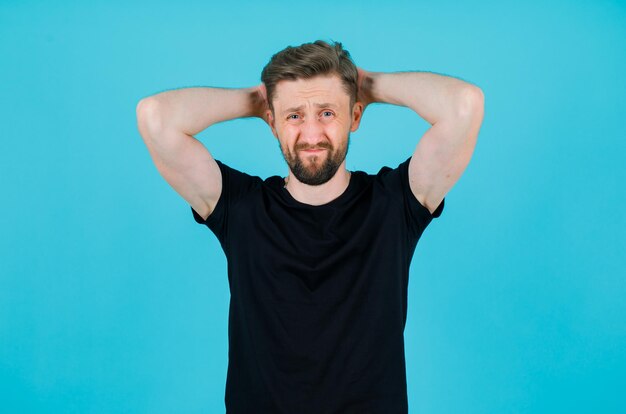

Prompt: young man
[{"left": 136, "top": 40, "right": 484, "bottom": 414}]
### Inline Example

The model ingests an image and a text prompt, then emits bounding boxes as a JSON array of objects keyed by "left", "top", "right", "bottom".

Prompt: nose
[{"left": 298, "top": 116, "right": 325, "bottom": 146}]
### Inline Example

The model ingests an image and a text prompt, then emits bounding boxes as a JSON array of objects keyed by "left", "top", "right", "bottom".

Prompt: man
[{"left": 136, "top": 40, "right": 484, "bottom": 413}]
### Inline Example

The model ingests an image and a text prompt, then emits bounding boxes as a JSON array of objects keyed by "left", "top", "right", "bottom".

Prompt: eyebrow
[{"left": 282, "top": 103, "right": 338, "bottom": 115}]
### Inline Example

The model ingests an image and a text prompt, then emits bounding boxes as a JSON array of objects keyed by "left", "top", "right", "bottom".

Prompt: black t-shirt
[{"left": 191, "top": 157, "right": 444, "bottom": 414}]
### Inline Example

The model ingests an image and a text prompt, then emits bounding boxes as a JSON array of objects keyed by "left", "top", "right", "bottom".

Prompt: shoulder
[
  {"left": 193, "top": 160, "right": 264, "bottom": 222},
  {"left": 373, "top": 157, "right": 444, "bottom": 218},
  {"left": 370, "top": 157, "right": 411, "bottom": 189},
  {"left": 216, "top": 160, "right": 264, "bottom": 189}
]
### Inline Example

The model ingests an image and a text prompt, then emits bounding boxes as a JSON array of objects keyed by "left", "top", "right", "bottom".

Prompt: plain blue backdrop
[{"left": 1, "top": 0, "right": 625, "bottom": 413}]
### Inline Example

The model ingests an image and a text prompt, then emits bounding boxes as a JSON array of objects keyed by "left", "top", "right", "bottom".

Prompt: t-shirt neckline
[{"left": 273, "top": 171, "right": 360, "bottom": 208}]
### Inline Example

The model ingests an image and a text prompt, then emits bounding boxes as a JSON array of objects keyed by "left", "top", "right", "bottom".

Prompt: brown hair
[{"left": 261, "top": 40, "right": 358, "bottom": 113}]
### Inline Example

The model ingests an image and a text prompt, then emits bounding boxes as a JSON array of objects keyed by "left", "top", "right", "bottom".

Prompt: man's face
[{"left": 267, "top": 74, "right": 363, "bottom": 185}]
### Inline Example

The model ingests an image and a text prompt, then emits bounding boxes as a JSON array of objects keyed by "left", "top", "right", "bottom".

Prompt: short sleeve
[
  {"left": 378, "top": 157, "right": 444, "bottom": 238},
  {"left": 190, "top": 160, "right": 261, "bottom": 246}
]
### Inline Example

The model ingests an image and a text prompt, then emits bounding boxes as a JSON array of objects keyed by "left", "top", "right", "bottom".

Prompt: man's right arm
[{"left": 135, "top": 86, "right": 268, "bottom": 221}]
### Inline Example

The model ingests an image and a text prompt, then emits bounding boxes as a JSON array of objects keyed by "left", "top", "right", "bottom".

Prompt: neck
[{"left": 284, "top": 162, "right": 351, "bottom": 206}]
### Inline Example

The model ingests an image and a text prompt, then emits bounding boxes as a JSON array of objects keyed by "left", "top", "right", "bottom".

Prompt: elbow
[
  {"left": 456, "top": 86, "right": 484, "bottom": 120},
  {"left": 136, "top": 98, "right": 165, "bottom": 135},
  {"left": 136, "top": 98, "right": 159, "bottom": 122}
]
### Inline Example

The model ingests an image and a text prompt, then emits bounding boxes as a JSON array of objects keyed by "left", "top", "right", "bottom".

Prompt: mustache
[{"left": 294, "top": 141, "right": 333, "bottom": 151}]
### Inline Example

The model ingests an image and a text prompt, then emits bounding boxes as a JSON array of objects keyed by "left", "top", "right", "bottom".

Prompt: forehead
[{"left": 273, "top": 74, "right": 350, "bottom": 112}]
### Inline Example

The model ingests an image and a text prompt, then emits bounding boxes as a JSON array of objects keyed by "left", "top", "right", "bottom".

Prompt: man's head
[
  {"left": 261, "top": 40, "right": 359, "bottom": 114},
  {"left": 261, "top": 40, "right": 363, "bottom": 185}
]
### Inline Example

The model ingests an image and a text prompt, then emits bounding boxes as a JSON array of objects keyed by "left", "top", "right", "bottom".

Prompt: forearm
[
  {"left": 139, "top": 86, "right": 265, "bottom": 136},
  {"left": 364, "top": 71, "right": 481, "bottom": 125}
]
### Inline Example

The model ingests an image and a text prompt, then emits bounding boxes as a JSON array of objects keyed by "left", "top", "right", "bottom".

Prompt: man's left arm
[{"left": 357, "top": 69, "right": 485, "bottom": 214}]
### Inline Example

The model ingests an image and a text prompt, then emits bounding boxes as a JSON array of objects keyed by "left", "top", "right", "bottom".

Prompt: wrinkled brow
[{"left": 282, "top": 103, "right": 338, "bottom": 115}]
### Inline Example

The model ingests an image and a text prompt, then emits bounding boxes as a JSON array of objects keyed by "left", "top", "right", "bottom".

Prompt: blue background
[{"left": 1, "top": 0, "right": 625, "bottom": 412}]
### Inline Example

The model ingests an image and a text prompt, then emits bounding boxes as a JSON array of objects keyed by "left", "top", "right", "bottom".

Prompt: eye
[
  {"left": 321, "top": 111, "right": 334, "bottom": 117},
  {"left": 287, "top": 114, "right": 300, "bottom": 120}
]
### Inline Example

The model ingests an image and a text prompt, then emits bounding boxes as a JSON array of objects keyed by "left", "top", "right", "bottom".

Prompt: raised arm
[
  {"left": 357, "top": 69, "right": 484, "bottom": 214},
  {"left": 135, "top": 85, "right": 268, "bottom": 220}
]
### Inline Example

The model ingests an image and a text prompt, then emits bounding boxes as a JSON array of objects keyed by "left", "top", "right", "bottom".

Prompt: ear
[
  {"left": 350, "top": 101, "right": 364, "bottom": 132},
  {"left": 267, "top": 109, "right": 279, "bottom": 139}
]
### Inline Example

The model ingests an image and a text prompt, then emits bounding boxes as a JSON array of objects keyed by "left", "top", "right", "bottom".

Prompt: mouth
[{"left": 301, "top": 148, "right": 326, "bottom": 153}]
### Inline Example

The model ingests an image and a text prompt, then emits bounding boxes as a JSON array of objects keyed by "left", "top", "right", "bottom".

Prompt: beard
[{"left": 281, "top": 135, "right": 350, "bottom": 186}]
